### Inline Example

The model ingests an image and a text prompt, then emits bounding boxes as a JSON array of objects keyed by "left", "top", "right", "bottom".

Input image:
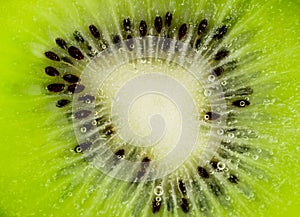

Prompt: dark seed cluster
[
  {"left": 42, "top": 11, "right": 259, "bottom": 216},
  {"left": 213, "top": 25, "right": 228, "bottom": 40}
]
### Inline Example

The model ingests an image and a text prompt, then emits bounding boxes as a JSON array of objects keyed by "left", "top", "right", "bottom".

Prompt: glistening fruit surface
[{"left": 0, "top": 0, "right": 300, "bottom": 216}]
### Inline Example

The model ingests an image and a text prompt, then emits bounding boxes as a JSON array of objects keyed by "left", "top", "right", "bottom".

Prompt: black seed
[
  {"left": 61, "top": 56, "right": 73, "bottom": 64},
  {"left": 198, "top": 19, "right": 208, "bottom": 35},
  {"left": 78, "top": 94, "right": 95, "bottom": 103},
  {"left": 139, "top": 20, "right": 147, "bottom": 37},
  {"left": 210, "top": 160, "right": 218, "bottom": 170},
  {"left": 137, "top": 157, "right": 151, "bottom": 179},
  {"left": 212, "top": 66, "right": 224, "bottom": 76},
  {"left": 142, "top": 157, "right": 151, "bottom": 163},
  {"left": 68, "top": 46, "right": 84, "bottom": 60},
  {"left": 45, "top": 51, "right": 60, "bottom": 61},
  {"left": 181, "top": 198, "right": 189, "bottom": 213},
  {"left": 96, "top": 116, "right": 107, "bottom": 127},
  {"left": 115, "top": 149, "right": 125, "bottom": 159},
  {"left": 74, "top": 110, "right": 92, "bottom": 119},
  {"left": 209, "top": 183, "right": 223, "bottom": 196},
  {"left": 195, "top": 38, "right": 202, "bottom": 49},
  {"left": 113, "top": 35, "right": 121, "bottom": 44},
  {"left": 73, "top": 31, "right": 84, "bottom": 43},
  {"left": 63, "top": 74, "right": 81, "bottom": 83},
  {"left": 152, "top": 198, "right": 161, "bottom": 213},
  {"left": 213, "top": 25, "right": 228, "bottom": 40},
  {"left": 68, "top": 84, "right": 85, "bottom": 93},
  {"left": 89, "top": 24, "right": 100, "bottom": 39},
  {"left": 228, "top": 174, "right": 239, "bottom": 184},
  {"left": 205, "top": 112, "right": 221, "bottom": 120},
  {"left": 126, "top": 35, "right": 134, "bottom": 51},
  {"left": 56, "top": 99, "right": 70, "bottom": 108},
  {"left": 103, "top": 124, "right": 115, "bottom": 137},
  {"left": 74, "top": 145, "right": 82, "bottom": 153},
  {"left": 47, "top": 83, "right": 65, "bottom": 92},
  {"left": 123, "top": 18, "right": 131, "bottom": 31},
  {"left": 45, "top": 66, "right": 59, "bottom": 76},
  {"left": 74, "top": 141, "right": 92, "bottom": 153},
  {"left": 55, "top": 38, "right": 68, "bottom": 50},
  {"left": 155, "top": 16, "right": 163, "bottom": 34},
  {"left": 165, "top": 12, "right": 172, "bottom": 27},
  {"left": 214, "top": 49, "right": 229, "bottom": 61},
  {"left": 178, "top": 24, "right": 188, "bottom": 40},
  {"left": 81, "top": 122, "right": 93, "bottom": 132},
  {"left": 178, "top": 180, "right": 187, "bottom": 196},
  {"left": 197, "top": 166, "right": 209, "bottom": 179},
  {"left": 232, "top": 99, "right": 250, "bottom": 107}
]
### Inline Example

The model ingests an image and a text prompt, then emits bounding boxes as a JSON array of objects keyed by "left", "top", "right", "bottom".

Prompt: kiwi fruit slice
[{"left": 1, "top": 0, "right": 300, "bottom": 216}]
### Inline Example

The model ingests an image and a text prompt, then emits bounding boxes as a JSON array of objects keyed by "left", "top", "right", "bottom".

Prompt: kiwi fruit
[{"left": 1, "top": 0, "right": 300, "bottom": 216}]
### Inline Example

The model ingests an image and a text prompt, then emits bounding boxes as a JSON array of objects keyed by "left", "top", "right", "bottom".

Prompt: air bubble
[
  {"left": 129, "top": 44, "right": 135, "bottom": 49},
  {"left": 204, "top": 89, "right": 212, "bottom": 96},
  {"left": 80, "top": 127, "right": 87, "bottom": 133},
  {"left": 154, "top": 186, "right": 164, "bottom": 196},
  {"left": 102, "top": 45, "right": 107, "bottom": 49},
  {"left": 221, "top": 80, "right": 227, "bottom": 85},
  {"left": 217, "top": 162, "right": 226, "bottom": 170},
  {"left": 225, "top": 196, "right": 231, "bottom": 201},
  {"left": 228, "top": 132, "right": 235, "bottom": 138},
  {"left": 155, "top": 196, "right": 162, "bottom": 202},
  {"left": 208, "top": 75, "right": 216, "bottom": 82},
  {"left": 118, "top": 47, "right": 126, "bottom": 52},
  {"left": 252, "top": 155, "right": 259, "bottom": 160},
  {"left": 217, "top": 129, "right": 224, "bottom": 135},
  {"left": 92, "top": 120, "right": 97, "bottom": 125}
]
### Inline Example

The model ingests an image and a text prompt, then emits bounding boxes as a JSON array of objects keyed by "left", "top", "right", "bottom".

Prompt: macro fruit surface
[{"left": 0, "top": 0, "right": 300, "bottom": 216}]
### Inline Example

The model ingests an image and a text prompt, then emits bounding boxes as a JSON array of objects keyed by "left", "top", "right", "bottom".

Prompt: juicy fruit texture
[{"left": 1, "top": 0, "right": 300, "bottom": 217}]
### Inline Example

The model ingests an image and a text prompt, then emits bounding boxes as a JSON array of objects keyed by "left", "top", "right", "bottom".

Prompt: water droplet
[
  {"left": 154, "top": 186, "right": 164, "bottom": 196},
  {"left": 208, "top": 75, "right": 216, "bottom": 82},
  {"left": 80, "top": 127, "right": 87, "bottom": 133},
  {"left": 217, "top": 129, "right": 224, "bottom": 135},
  {"left": 155, "top": 196, "right": 162, "bottom": 202},
  {"left": 217, "top": 162, "right": 226, "bottom": 170},
  {"left": 204, "top": 89, "right": 212, "bottom": 96},
  {"left": 228, "top": 132, "right": 235, "bottom": 138}
]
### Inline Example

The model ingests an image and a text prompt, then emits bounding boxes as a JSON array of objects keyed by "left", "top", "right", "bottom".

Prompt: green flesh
[{"left": 1, "top": 0, "right": 300, "bottom": 216}]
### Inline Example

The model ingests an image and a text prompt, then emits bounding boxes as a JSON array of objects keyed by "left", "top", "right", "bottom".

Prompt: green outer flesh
[{"left": 0, "top": 0, "right": 300, "bottom": 216}]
